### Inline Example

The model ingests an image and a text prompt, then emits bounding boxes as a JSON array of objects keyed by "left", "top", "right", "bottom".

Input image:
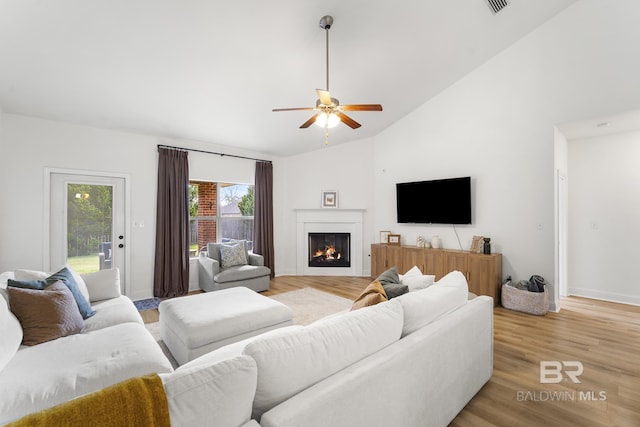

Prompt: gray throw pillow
[
  {"left": 382, "top": 283, "right": 409, "bottom": 299},
  {"left": 220, "top": 241, "right": 248, "bottom": 268},
  {"left": 377, "top": 266, "right": 400, "bottom": 286}
]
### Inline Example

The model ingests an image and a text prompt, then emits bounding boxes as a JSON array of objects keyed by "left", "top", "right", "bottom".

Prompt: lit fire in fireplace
[{"left": 313, "top": 245, "right": 342, "bottom": 260}]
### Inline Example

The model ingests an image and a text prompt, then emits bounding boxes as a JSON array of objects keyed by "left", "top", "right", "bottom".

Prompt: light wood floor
[{"left": 141, "top": 276, "right": 640, "bottom": 426}]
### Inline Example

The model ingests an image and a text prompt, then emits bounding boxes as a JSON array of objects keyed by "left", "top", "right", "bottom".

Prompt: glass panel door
[
  {"left": 50, "top": 173, "right": 126, "bottom": 292},
  {"left": 66, "top": 183, "right": 113, "bottom": 274}
]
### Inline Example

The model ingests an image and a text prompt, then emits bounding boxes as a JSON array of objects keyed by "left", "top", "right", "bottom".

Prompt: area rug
[
  {"left": 144, "top": 287, "right": 353, "bottom": 368},
  {"left": 134, "top": 297, "right": 161, "bottom": 311},
  {"left": 268, "top": 287, "right": 353, "bottom": 326}
]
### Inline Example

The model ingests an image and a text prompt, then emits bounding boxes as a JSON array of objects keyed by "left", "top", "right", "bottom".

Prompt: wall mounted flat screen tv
[{"left": 396, "top": 176, "right": 471, "bottom": 224}]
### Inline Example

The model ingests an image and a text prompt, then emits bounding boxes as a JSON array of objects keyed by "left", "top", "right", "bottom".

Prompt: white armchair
[{"left": 198, "top": 240, "right": 271, "bottom": 292}]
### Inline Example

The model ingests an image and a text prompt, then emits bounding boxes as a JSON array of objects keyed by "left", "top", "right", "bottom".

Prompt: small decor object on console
[
  {"left": 470, "top": 236, "right": 484, "bottom": 253},
  {"left": 483, "top": 237, "right": 491, "bottom": 255},
  {"left": 380, "top": 231, "right": 391, "bottom": 244},
  {"left": 416, "top": 236, "right": 426, "bottom": 248},
  {"left": 431, "top": 235, "right": 441, "bottom": 249},
  {"left": 321, "top": 190, "right": 338, "bottom": 208},
  {"left": 388, "top": 234, "right": 401, "bottom": 245}
]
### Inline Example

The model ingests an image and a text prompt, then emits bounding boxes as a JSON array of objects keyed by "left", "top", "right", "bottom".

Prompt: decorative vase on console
[
  {"left": 431, "top": 235, "right": 441, "bottom": 249},
  {"left": 483, "top": 237, "right": 491, "bottom": 254}
]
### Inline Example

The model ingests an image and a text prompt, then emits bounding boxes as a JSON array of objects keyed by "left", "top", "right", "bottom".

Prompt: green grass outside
[
  {"left": 66, "top": 255, "right": 100, "bottom": 274},
  {"left": 68, "top": 245, "right": 200, "bottom": 274}
]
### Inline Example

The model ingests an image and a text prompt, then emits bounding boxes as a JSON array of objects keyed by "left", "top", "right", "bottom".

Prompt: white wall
[
  {"left": 567, "top": 131, "right": 640, "bottom": 305},
  {"left": 269, "top": 0, "right": 640, "bottom": 309},
  {"left": 0, "top": 114, "right": 272, "bottom": 300},
  {"left": 275, "top": 138, "right": 375, "bottom": 276},
  {"left": 0, "top": 105, "right": 5, "bottom": 251},
  {"left": 370, "top": 0, "right": 640, "bottom": 310}
]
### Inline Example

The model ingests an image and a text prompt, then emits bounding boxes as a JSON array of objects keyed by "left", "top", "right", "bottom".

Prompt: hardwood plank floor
[{"left": 140, "top": 276, "right": 640, "bottom": 426}]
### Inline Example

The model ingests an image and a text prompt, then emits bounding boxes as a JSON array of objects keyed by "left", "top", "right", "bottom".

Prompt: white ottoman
[{"left": 159, "top": 287, "right": 294, "bottom": 365}]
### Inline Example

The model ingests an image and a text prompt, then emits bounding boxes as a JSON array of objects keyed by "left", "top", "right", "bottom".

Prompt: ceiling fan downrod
[{"left": 319, "top": 15, "right": 333, "bottom": 92}]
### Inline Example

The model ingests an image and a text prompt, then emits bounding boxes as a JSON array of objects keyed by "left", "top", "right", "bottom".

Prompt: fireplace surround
[{"left": 296, "top": 209, "right": 364, "bottom": 276}]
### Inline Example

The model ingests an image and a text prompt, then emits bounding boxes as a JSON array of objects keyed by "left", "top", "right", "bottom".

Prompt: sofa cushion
[
  {"left": 0, "top": 322, "right": 173, "bottom": 425},
  {"left": 397, "top": 270, "right": 469, "bottom": 337},
  {"left": 351, "top": 279, "right": 388, "bottom": 310},
  {"left": 81, "top": 268, "right": 121, "bottom": 302},
  {"left": 399, "top": 265, "right": 436, "bottom": 291},
  {"left": 402, "top": 274, "right": 436, "bottom": 291},
  {"left": 220, "top": 241, "right": 248, "bottom": 268},
  {"left": 215, "top": 264, "right": 271, "bottom": 283},
  {"left": 243, "top": 298, "right": 403, "bottom": 419},
  {"left": 14, "top": 267, "right": 95, "bottom": 319},
  {"left": 0, "top": 291, "right": 22, "bottom": 373},
  {"left": 7, "top": 281, "right": 84, "bottom": 346},
  {"left": 14, "top": 266, "right": 92, "bottom": 306},
  {"left": 83, "top": 295, "right": 143, "bottom": 332},
  {"left": 161, "top": 355, "right": 257, "bottom": 427},
  {"left": 178, "top": 326, "right": 304, "bottom": 372}
]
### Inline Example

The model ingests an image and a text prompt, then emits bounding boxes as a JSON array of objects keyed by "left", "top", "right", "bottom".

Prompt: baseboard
[{"left": 567, "top": 287, "right": 640, "bottom": 306}]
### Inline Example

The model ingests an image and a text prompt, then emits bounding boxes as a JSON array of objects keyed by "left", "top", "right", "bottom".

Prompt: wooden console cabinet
[{"left": 371, "top": 244, "right": 502, "bottom": 305}]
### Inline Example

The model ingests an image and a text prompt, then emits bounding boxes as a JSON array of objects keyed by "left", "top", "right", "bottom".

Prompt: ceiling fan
[{"left": 273, "top": 15, "right": 383, "bottom": 138}]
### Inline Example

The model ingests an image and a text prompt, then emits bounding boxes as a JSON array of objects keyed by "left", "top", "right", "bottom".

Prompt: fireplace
[
  {"left": 296, "top": 209, "right": 363, "bottom": 276},
  {"left": 308, "top": 232, "right": 351, "bottom": 268}
]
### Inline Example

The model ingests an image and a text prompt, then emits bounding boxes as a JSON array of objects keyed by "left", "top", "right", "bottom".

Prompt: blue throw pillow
[
  {"left": 7, "top": 279, "right": 49, "bottom": 290},
  {"left": 46, "top": 267, "right": 95, "bottom": 319}
]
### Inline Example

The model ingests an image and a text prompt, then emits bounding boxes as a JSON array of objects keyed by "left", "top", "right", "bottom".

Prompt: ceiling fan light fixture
[{"left": 314, "top": 112, "right": 340, "bottom": 128}]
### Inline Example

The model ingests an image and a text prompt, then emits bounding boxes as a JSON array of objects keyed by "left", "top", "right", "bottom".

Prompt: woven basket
[{"left": 501, "top": 283, "right": 549, "bottom": 315}]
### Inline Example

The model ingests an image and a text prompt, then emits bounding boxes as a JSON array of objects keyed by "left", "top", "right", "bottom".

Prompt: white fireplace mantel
[{"left": 295, "top": 209, "right": 365, "bottom": 276}]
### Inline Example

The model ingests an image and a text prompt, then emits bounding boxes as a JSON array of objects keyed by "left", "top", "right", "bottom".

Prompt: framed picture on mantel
[
  {"left": 380, "top": 230, "right": 391, "bottom": 244},
  {"left": 322, "top": 190, "right": 338, "bottom": 208},
  {"left": 388, "top": 234, "right": 401, "bottom": 245}
]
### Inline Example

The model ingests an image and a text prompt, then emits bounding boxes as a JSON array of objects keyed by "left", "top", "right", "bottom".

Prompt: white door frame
[
  {"left": 44, "top": 168, "right": 131, "bottom": 295},
  {"left": 556, "top": 170, "right": 569, "bottom": 301}
]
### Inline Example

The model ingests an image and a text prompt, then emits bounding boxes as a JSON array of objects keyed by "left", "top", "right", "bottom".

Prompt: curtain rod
[{"left": 157, "top": 144, "right": 272, "bottom": 164}]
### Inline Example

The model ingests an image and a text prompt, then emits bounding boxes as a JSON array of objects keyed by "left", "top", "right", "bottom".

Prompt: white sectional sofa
[
  {"left": 2, "top": 270, "right": 493, "bottom": 427},
  {"left": 159, "top": 271, "right": 494, "bottom": 427},
  {"left": 0, "top": 268, "right": 173, "bottom": 425}
]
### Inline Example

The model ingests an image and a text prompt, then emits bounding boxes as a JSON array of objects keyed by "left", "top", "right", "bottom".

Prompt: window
[{"left": 189, "top": 181, "right": 254, "bottom": 255}]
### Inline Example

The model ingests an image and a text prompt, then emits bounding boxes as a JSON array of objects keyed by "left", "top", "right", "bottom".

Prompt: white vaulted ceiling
[{"left": 0, "top": 0, "right": 577, "bottom": 156}]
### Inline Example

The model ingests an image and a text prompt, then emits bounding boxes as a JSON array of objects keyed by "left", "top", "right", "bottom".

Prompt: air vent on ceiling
[{"left": 486, "top": 0, "right": 509, "bottom": 14}]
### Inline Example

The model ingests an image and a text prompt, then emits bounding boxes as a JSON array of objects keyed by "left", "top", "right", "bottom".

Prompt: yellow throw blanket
[{"left": 6, "top": 374, "right": 170, "bottom": 427}]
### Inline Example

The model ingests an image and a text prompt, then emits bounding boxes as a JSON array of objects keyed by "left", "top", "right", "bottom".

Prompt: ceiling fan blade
[
  {"left": 336, "top": 112, "right": 361, "bottom": 129},
  {"left": 300, "top": 114, "right": 320, "bottom": 128},
  {"left": 341, "top": 104, "right": 383, "bottom": 112},
  {"left": 316, "top": 89, "right": 332, "bottom": 106},
  {"left": 272, "top": 107, "right": 315, "bottom": 112}
]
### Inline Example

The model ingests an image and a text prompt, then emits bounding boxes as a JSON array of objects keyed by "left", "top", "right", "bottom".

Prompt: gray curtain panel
[
  {"left": 254, "top": 161, "right": 275, "bottom": 277},
  {"left": 154, "top": 147, "right": 190, "bottom": 297}
]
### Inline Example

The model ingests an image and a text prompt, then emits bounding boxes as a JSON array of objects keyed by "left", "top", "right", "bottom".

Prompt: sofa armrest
[
  {"left": 247, "top": 253, "right": 264, "bottom": 267},
  {"left": 81, "top": 268, "right": 122, "bottom": 302},
  {"left": 198, "top": 256, "right": 220, "bottom": 287}
]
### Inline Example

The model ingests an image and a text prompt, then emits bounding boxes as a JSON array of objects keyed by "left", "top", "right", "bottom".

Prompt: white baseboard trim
[{"left": 567, "top": 287, "right": 640, "bottom": 307}]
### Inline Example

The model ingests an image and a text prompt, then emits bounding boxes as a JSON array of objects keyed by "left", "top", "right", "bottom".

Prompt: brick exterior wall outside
[{"left": 192, "top": 181, "right": 217, "bottom": 252}]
